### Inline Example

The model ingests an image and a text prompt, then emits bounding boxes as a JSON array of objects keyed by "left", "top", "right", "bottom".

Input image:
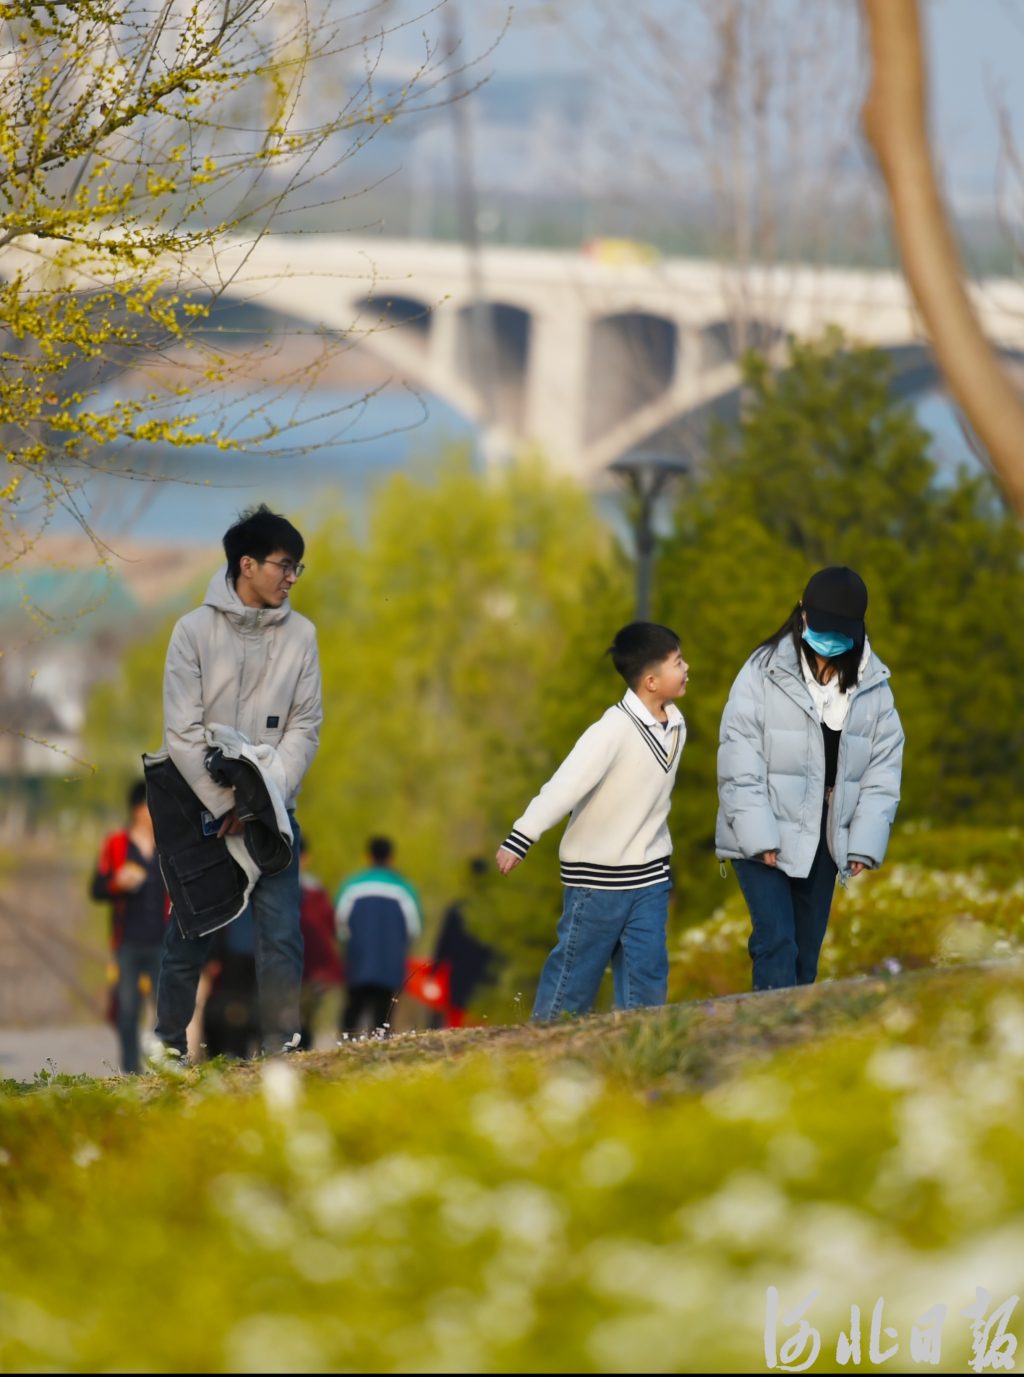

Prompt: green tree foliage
[{"left": 655, "top": 330, "right": 1024, "bottom": 923}]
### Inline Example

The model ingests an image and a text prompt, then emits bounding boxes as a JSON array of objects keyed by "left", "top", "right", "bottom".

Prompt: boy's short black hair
[
  {"left": 608, "top": 622, "right": 681, "bottom": 689},
  {"left": 127, "top": 780, "right": 148, "bottom": 811},
  {"left": 368, "top": 835, "right": 393, "bottom": 865},
  {"left": 223, "top": 504, "right": 305, "bottom": 581}
]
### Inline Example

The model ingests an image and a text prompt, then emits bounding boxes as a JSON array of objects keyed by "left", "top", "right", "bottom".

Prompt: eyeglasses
[{"left": 258, "top": 557, "right": 305, "bottom": 579}]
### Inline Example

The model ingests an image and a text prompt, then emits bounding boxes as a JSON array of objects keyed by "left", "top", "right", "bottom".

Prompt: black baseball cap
[{"left": 802, "top": 566, "right": 868, "bottom": 640}]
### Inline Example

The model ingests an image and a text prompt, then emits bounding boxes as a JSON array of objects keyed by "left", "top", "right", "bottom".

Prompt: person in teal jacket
[
  {"left": 716, "top": 567, "right": 904, "bottom": 991},
  {"left": 334, "top": 836, "right": 422, "bottom": 1036}
]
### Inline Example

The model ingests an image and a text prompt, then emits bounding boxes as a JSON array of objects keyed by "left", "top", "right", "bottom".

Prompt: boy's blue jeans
[
  {"left": 155, "top": 815, "right": 303, "bottom": 1056},
  {"left": 532, "top": 879, "right": 672, "bottom": 1020},
  {"left": 732, "top": 809, "right": 837, "bottom": 991}
]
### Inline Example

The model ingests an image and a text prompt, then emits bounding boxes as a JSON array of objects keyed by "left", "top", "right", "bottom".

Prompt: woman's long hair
[{"left": 755, "top": 603, "right": 863, "bottom": 692}]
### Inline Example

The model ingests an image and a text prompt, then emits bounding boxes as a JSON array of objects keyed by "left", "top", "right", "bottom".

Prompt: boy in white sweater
[{"left": 496, "top": 622, "right": 688, "bottom": 1019}]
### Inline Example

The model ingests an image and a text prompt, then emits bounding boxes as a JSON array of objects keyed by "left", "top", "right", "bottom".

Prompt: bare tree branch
[{"left": 862, "top": 0, "right": 1024, "bottom": 516}]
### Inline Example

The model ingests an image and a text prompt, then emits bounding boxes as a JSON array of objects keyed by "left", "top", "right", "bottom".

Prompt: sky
[{"left": 407, "top": 0, "right": 1024, "bottom": 217}]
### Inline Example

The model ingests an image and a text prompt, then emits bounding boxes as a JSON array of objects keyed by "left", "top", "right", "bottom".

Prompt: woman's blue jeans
[
  {"left": 732, "top": 809, "right": 837, "bottom": 991},
  {"left": 155, "top": 815, "right": 303, "bottom": 1056},
  {"left": 532, "top": 879, "right": 671, "bottom": 1020}
]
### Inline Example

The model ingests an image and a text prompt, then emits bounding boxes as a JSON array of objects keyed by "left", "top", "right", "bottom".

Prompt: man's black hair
[
  {"left": 608, "top": 622, "right": 681, "bottom": 689},
  {"left": 127, "top": 779, "right": 148, "bottom": 811},
  {"left": 223, "top": 503, "right": 305, "bottom": 582},
  {"left": 368, "top": 835, "right": 393, "bottom": 865}
]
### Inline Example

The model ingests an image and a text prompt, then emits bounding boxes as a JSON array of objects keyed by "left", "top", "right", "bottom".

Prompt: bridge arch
[
  {"left": 699, "top": 318, "right": 787, "bottom": 368},
  {"left": 455, "top": 302, "right": 531, "bottom": 433},
  {"left": 356, "top": 293, "right": 432, "bottom": 353},
  {"left": 609, "top": 340, "right": 1024, "bottom": 473},
  {"left": 585, "top": 312, "right": 677, "bottom": 443}
]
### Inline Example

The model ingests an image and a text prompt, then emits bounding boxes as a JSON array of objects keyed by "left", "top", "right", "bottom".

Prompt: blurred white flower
[
  {"left": 865, "top": 1044, "right": 925, "bottom": 1091},
  {"left": 706, "top": 1075, "right": 791, "bottom": 1122},
  {"left": 225, "top": 1314, "right": 325, "bottom": 1373},
  {"left": 680, "top": 1172, "right": 788, "bottom": 1248},
  {"left": 71, "top": 1141, "right": 101, "bottom": 1169},
  {"left": 494, "top": 1182, "right": 565, "bottom": 1249},
  {"left": 987, "top": 996, "right": 1024, "bottom": 1060},
  {"left": 470, "top": 1092, "right": 541, "bottom": 1161},
  {"left": 261, "top": 1058, "right": 301, "bottom": 1115},
  {"left": 765, "top": 1132, "right": 819, "bottom": 1182},
  {"left": 580, "top": 1139, "right": 635, "bottom": 1188},
  {"left": 534, "top": 1071, "right": 604, "bottom": 1132}
]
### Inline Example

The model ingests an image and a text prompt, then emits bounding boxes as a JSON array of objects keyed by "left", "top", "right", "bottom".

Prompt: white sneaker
[
  {"left": 146, "top": 1043, "right": 188, "bottom": 1074},
  {"left": 281, "top": 1032, "right": 302, "bottom": 1054}
]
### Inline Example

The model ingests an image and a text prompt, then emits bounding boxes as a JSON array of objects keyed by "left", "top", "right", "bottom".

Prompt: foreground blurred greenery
[
  {"left": 83, "top": 333, "right": 1024, "bottom": 1008},
  {"left": 3, "top": 950, "right": 1024, "bottom": 1372}
]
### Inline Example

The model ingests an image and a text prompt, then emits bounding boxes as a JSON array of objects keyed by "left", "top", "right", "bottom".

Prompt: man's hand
[
  {"left": 761, "top": 850, "right": 779, "bottom": 868},
  {"left": 849, "top": 861, "right": 866, "bottom": 877},
  {"left": 217, "top": 808, "right": 245, "bottom": 838},
  {"left": 495, "top": 846, "right": 521, "bottom": 876}
]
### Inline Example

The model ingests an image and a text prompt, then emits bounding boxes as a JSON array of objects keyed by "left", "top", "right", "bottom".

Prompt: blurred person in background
[
  {"left": 297, "top": 835, "right": 343, "bottom": 1049},
  {"left": 201, "top": 908, "right": 260, "bottom": 1060},
  {"left": 335, "top": 836, "right": 422, "bottom": 1038},
  {"left": 430, "top": 857, "right": 501, "bottom": 1027},
  {"left": 90, "top": 780, "right": 169, "bottom": 1073}
]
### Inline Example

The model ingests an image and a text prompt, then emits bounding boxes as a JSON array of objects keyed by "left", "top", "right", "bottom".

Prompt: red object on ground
[{"left": 404, "top": 957, "right": 450, "bottom": 1010}]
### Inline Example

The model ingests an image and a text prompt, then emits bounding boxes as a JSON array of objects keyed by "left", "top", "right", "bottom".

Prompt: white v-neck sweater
[{"left": 502, "top": 693, "right": 686, "bottom": 889}]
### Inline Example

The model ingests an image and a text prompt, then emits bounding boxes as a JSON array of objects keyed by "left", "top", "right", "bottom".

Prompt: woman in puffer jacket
[{"left": 716, "top": 566, "right": 904, "bottom": 991}]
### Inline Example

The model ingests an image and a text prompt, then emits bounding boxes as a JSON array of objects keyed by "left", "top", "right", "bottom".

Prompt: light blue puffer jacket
[{"left": 715, "top": 636, "right": 904, "bottom": 879}]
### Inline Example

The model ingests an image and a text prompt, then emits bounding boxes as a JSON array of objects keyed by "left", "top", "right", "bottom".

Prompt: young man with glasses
[{"left": 153, "top": 504, "right": 322, "bottom": 1062}]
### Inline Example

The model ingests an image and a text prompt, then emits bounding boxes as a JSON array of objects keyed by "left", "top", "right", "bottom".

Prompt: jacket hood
[{"left": 203, "top": 566, "right": 292, "bottom": 630}]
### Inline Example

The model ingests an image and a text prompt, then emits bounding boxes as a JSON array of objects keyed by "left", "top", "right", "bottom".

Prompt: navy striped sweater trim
[
  {"left": 502, "top": 828, "right": 535, "bottom": 860},
  {"left": 560, "top": 856, "right": 671, "bottom": 890},
  {"left": 614, "top": 700, "right": 680, "bottom": 773}
]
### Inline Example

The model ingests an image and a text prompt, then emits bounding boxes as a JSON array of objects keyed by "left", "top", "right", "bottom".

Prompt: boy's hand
[
  {"left": 761, "top": 850, "right": 779, "bottom": 867},
  {"left": 495, "top": 846, "right": 521, "bottom": 875},
  {"left": 113, "top": 861, "right": 147, "bottom": 892}
]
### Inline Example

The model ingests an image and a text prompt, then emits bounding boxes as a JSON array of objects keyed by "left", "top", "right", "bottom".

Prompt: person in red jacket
[
  {"left": 297, "top": 836, "right": 343, "bottom": 1049},
  {"left": 90, "top": 781, "right": 169, "bottom": 1073}
]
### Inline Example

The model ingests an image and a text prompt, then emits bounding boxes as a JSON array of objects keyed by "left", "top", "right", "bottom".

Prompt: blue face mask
[{"left": 802, "top": 626, "right": 855, "bottom": 659}]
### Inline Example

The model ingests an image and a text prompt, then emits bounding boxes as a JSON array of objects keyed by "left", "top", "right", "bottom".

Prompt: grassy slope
[{"left": 2, "top": 958, "right": 1024, "bottom": 1373}]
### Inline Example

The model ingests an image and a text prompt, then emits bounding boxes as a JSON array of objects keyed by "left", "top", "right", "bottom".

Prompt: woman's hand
[
  {"left": 761, "top": 850, "right": 779, "bottom": 867},
  {"left": 849, "top": 861, "right": 866, "bottom": 877}
]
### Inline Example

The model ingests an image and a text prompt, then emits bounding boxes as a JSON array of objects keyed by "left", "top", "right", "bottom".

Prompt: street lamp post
[{"left": 608, "top": 451, "right": 690, "bottom": 621}]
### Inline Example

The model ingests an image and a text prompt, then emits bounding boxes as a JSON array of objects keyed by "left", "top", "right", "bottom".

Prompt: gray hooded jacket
[
  {"left": 162, "top": 568, "right": 322, "bottom": 818},
  {"left": 715, "top": 635, "right": 904, "bottom": 879}
]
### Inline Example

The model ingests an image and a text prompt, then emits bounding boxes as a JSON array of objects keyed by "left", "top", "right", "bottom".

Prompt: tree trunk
[{"left": 861, "top": 0, "right": 1024, "bottom": 516}]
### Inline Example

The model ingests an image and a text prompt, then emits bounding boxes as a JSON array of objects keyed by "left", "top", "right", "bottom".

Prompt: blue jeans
[
  {"left": 732, "top": 809, "right": 837, "bottom": 991},
  {"left": 155, "top": 816, "right": 303, "bottom": 1056},
  {"left": 115, "top": 942, "right": 163, "bottom": 1074},
  {"left": 532, "top": 880, "right": 671, "bottom": 1020}
]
